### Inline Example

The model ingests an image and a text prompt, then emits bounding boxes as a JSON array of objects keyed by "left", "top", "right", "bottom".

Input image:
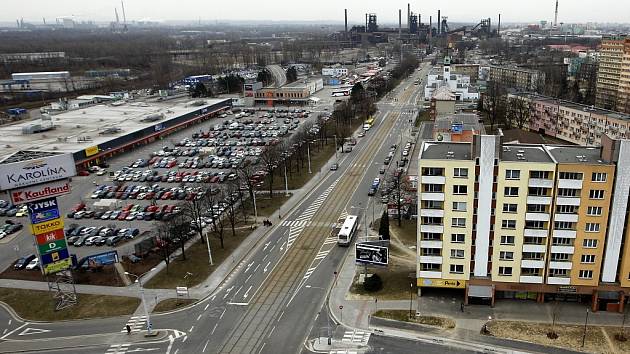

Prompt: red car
[
  {"left": 72, "top": 203, "right": 86, "bottom": 212},
  {"left": 118, "top": 211, "right": 129, "bottom": 220},
  {"left": 78, "top": 170, "right": 90, "bottom": 176},
  {"left": 166, "top": 160, "right": 177, "bottom": 168}
]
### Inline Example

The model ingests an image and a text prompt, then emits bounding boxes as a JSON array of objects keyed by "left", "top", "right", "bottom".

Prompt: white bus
[
  {"left": 338, "top": 215, "right": 358, "bottom": 246},
  {"left": 331, "top": 88, "right": 351, "bottom": 97}
]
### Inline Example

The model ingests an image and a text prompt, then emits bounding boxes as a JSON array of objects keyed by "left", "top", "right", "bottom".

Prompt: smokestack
[
  {"left": 498, "top": 14, "right": 501, "bottom": 36},
  {"left": 121, "top": 0, "right": 127, "bottom": 24},
  {"left": 115, "top": 8, "right": 120, "bottom": 23},
  {"left": 43, "top": 17, "right": 46, "bottom": 25},
  {"left": 554, "top": 0, "right": 559, "bottom": 27},
  {"left": 365, "top": 13, "right": 368, "bottom": 33},
  {"left": 407, "top": 3, "right": 411, "bottom": 30},
  {"left": 344, "top": 9, "right": 348, "bottom": 34},
  {"left": 429, "top": 16, "right": 432, "bottom": 37},
  {"left": 399, "top": 9, "right": 402, "bottom": 38},
  {"left": 438, "top": 10, "right": 441, "bottom": 34}
]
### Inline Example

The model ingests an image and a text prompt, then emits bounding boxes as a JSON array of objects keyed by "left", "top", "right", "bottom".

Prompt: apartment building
[
  {"left": 417, "top": 135, "right": 630, "bottom": 311},
  {"left": 595, "top": 36, "right": 626, "bottom": 111},
  {"left": 488, "top": 65, "right": 546, "bottom": 92},
  {"left": 510, "top": 92, "right": 630, "bottom": 146},
  {"left": 618, "top": 38, "right": 630, "bottom": 114}
]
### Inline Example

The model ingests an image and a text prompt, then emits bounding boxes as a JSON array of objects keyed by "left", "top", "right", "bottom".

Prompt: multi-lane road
[{"left": 0, "top": 62, "right": 455, "bottom": 354}]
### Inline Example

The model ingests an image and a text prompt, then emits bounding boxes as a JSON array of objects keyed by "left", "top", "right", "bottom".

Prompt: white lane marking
[
  {"left": 196, "top": 314, "right": 202, "bottom": 321},
  {"left": 263, "top": 241, "right": 271, "bottom": 250},
  {"left": 1, "top": 323, "right": 27, "bottom": 340},
  {"left": 234, "top": 285, "right": 243, "bottom": 297},
  {"left": 268, "top": 325, "right": 276, "bottom": 338},
  {"left": 220, "top": 308, "right": 226, "bottom": 319},
  {"left": 244, "top": 261, "right": 254, "bottom": 273},
  {"left": 188, "top": 325, "right": 194, "bottom": 332},
  {"left": 203, "top": 339, "right": 209, "bottom": 352},
  {"left": 182, "top": 335, "right": 188, "bottom": 343},
  {"left": 243, "top": 285, "right": 253, "bottom": 299},
  {"left": 211, "top": 323, "right": 218, "bottom": 335},
  {"left": 253, "top": 264, "right": 260, "bottom": 273},
  {"left": 245, "top": 274, "right": 253, "bottom": 283},
  {"left": 257, "top": 343, "right": 266, "bottom": 354},
  {"left": 263, "top": 261, "right": 271, "bottom": 273},
  {"left": 204, "top": 304, "right": 210, "bottom": 311}
]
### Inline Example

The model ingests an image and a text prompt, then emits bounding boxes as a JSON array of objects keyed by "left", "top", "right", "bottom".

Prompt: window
[
  {"left": 526, "top": 221, "right": 545, "bottom": 229},
  {"left": 559, "top": 172, "right": 583, "bottom": 180},
  {"left": 589, "top": 190, "right": 605, "bottom": 199},
  {"left": 583, "top": 239, "right": 598, "bottom": 248},
  {"left": 581, "top": 255, "right": 596, "bottom": 264},
  {"left": 453, "top": 185, "right": 468, "bottom": 195},
  {"left": 505, "top": 170, "right": 521, "bottom": 180},
  {"left": 503, "top": 204, "right": 518, "bottom": 213},
  {"left": 452, "top": 202, "right": 467, "bottom": 212},
  {"left": 523, "top": 252, "right": 544, "bottom": 260},
  {"left": 424, "top": 184, "right": 444, "bottom": 193},
  {"left": 551, "top": 253, "right": 570, "bottom": 261},
  {"left": 587, "top": 206, "right": 603, "bottom": 216},
  {"left": 454, "top": 168, "right": 468, "bottom": 178},
  {"left": 504, "top": 187, "right": 519, "bottom": 197},
  {"left": 554, "top": 221, "right": 574, "bottom": 230},
  {"left": 549, "top": 268, "right": 569, "bottom": 277},
  {"left": 579, "top": 270, "right": 593, "bottom": 279},
  {"left": 498, "top": 266, "right": 513, "bottom": 276},
  {"left": 452, "top": 218, "right": 466, "bottom": 228},
  {"left": 591, "top": 172, "right": 607, "bottom": 182},
  {"left": 530, "top": 171, "right": 550, "bottom": 179},
  {"left": 556, "top": 205, "right": 578, "bottom": 214},
  {"left": 423, "top": 168, "right": 444, "bottom": 176},
  {"left": 553, "top": 237, "right": 573, "bottom": 246},
  {"left": 449, "top": 264, "right": 464, "bottom": 274},
  {"left": 450, "top": 249, "right": 465, "bottom": 259},
  {"left": 451, "top": 234, "right": 465, "bottom": 243},
  {"left": 500, "top": 235, "right": 515, "bottom": 245},
  {"left": 528, "top": 187, "right": 549, "bottom": 196},
  {"left": 499, "top": 251, "right": 514, "bottom": 260},
  {"left": 558, "top": 188, "right": 579, "bottom": 197},
  {"left": 502, "top": 220, "right": 517, "bottom": 229},
  {"left": 585, "top": 223, "right": 600, "bottom": 232},
  {"left": 421, "top": 233, "right": 441, "bottom": 241},
  {"left": 527, "top": 204, "right": 546, "bottom": 213}
]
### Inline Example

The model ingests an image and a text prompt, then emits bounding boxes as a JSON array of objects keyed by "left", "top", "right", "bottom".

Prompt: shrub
[{"left": 363, "top": 273, "right": 383, "bottom": 292}]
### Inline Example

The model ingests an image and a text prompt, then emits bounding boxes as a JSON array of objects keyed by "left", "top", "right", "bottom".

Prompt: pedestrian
[
  {"left": 460, "top": 302, "right": 464, "bottom": 313},
  {"left": 126, "top": 324, "right": 131, "bottom": 335}
]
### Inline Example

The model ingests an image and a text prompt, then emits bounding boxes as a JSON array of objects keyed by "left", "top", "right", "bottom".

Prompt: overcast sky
[{"left": 3, "top": 0, "right": 627, "bottom": 24}]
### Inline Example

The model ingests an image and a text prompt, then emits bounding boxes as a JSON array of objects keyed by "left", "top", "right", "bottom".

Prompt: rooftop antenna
[{"left": 554, "top": 0, "right": 559, "bottom": 27}]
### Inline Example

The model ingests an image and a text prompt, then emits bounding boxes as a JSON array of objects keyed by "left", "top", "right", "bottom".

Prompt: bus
[
  {"left": 331, "top": 88, "right": 351, "bottom": 97},
  {"left": 363, "top": 116, "right": 375, "bottom": 131},
  {"left": 337, "top": 215, "right": 358, "bottom": 246}
]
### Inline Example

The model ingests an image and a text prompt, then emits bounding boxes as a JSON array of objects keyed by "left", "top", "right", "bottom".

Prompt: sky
[{"left": 2, "top": 0, "right": 628, "bottom": 25}]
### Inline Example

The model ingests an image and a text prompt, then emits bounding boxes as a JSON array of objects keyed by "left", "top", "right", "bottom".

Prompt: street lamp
[
  {"left": 333, "top": 134, "right": 339, "bottom": 162},
  {"left": 307, "top": 141, "right": 312, "bottom": 174},
  {"left": 124, "top": 267, "right": 157, "bottom": 336},
  {"left": 409, "top": 282, "right": 414, "bottom": 319},
  {"left": 582, "top": 308, "right": 589, "bottom": 348}
]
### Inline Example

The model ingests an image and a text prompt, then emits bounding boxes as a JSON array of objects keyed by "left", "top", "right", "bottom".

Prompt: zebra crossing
[
  {"left": 341, "top": 330, "right": 371, "bottom": 345},
  {"left": 121, "top": 315, "right": 147, "bottom": 333},
  {"left": 280, "top": 220, "right": 311, "bottom": 228},
  {"left": 314, "top": 249, "right": 330, "bottom": 261},
  {"left": 323, "top": 236, "right": 337, "bottom": 245},
  {"left": 105, "top": 344, "right": 130, "bottom": 354}
]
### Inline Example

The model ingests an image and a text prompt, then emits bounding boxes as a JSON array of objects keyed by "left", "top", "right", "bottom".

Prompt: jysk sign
[
  {"left": 27, "top": 197, "right": 60, "bottom": 224},
  {"left": 10, "top": 179, "right": 71, "bottom": 204},
  {"left": 0, "top": 153, "right": 76, "bottom": 190}
]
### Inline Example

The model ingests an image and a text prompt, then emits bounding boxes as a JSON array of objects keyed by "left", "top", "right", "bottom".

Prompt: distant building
[
  {"left": 424, "top": 57, "right": 479, "bottom": 101},
  {"left": 321, "top": 66, "right": 349, "bottom": 77},
  {"left": 596, "top": 36, "right": 626, "bottom": 111},
  {"left": 0, "top": 52, "right": 65, "bottom": 63},
  {"left": 451, "top": 64, "right": 480, "bottom": 82},
  {"left": 429, "top": 86, "right": 456, "bottom": 120},
  {"left": 254, "top": 78, "right": 323, "bottom": 106},
  {"left": 488, "top": 65, "right": 546, "bottom": 92},
  {"left": 432, "top": 113, "right": 484, "bottom": 142}
]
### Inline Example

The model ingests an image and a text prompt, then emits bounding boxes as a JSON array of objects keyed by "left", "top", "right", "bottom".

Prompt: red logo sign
[
  {"left": 10, "top": 180, "right": 71, "bottom": 204},
  {"left": 35, "top": 228, "right": 65, "bottom": 245}
]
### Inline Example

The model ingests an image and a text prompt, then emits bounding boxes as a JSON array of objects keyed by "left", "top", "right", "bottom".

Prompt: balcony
[
  {"left": 556, "top": 197, "right": 581, "bottom": 206},
  {"left": 419, "top": 240, "right": 443, "bottom": 249},
  {"left": 527, "top": 196, "right": 552, "bottom": 205},
  {"left": 524, "top": 229, "right": 548, "bottom": 237},
  {"left": 521, "top": 259, "right": 546, "bottom": 268},
  {"left": 420, "top": 225, "right": 444, "bottom": 234},
  {"left": 420, "top": 209, "right": 444, "bottom": 218},
  {"left": 551, "top": 245, "right": 575, "bottom": 254},
  {"left": 520, "top": 276, "right": 543, "bottom": 284},
  {"left": 549, "top": 261, "right": 573, "bottom": 270},
  {"left": 523, "top": 244, "right": 546, "bottom": 253},
  {"left": 419, "top": 256, "right": 443, "bottom": 264},
  {"left": 552, "top": 229, "right": 577, "bottom": 239},
  {"left": 421, "top": 192, "right": 445, "bottom": 201},
  {"left": 554, "top": 213, "right": 579, "bottom": 223},
  {"left": 526, "top": 213, "right": 550, "bottom": 222},
  {"left": 547, "top": 277, "right": 571, "bottom": 285},
  {"left": 529, "top": 178, "right": 554, "bottom": 188},
  {"left": 422, "top": 176, "right": 446, "bottom": 184},
  {"left": 418, "top": 271, "right": 442, "bottom": 278}
]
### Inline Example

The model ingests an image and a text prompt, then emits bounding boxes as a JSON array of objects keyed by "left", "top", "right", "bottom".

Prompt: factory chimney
[
  {"left": 121, "top": 0, "right": 127, "bottom": 24},
  {"left": 498, "top": 14, "right": 501, "bottom": 36},
  {"left": 407, "top": 3, "right": 411, "bottom": 31},
  {"left": 399, "top": 9, "right": 402, "bottom": 38},
  {"left": 365, "top": 13, "right": 368, "bottom": 33},
  {"left": 429, "top": 16, "right": 432, "bottom": 37},
  {"left": 344, "top": 9, "right": 348, "bottom": 34},
  {"left": 554, "top": 0, "right": 559, "bottom": 27},
  {"left": 115, "top": 8, "right": 120, "bottom": 23},
  {"left": 437, "top": 10, "right": 441, "bottom": 34}
]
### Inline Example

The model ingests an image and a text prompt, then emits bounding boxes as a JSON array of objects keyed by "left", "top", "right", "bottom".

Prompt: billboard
[
  {"left": 85, "top": 146, "right": 99, "bottom": 157},
  {"left": 28, "top": 196, "right": 71, "bottom": 275},
  {"left": 85, "top": 251, "right": 119, "bottom": 267},
  {"left": 27, "top": 197, "right": 61, "bottom": 224},
  {"left": 0, "top": 153, "right": 76, "bottom": 190},
  {"left": 355, "top": 243, "right": 388, "bottom": 266},
  {"left": 10, "top": 179, "right": 71, "bottom": 204}
]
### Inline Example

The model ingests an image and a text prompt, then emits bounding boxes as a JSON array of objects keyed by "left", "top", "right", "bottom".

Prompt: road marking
[
  {"left": 253, "top": 264, "right": 260, "bottom": 273},
  {"left": 7, "top": 320, "right": 11, "bottom": 326},
  {"left": 223, "top": 286, "right": 234, "bottom": 299},
  {"left": 227, "top": 302, "right": 249, "bottom": 306},
  {"left": 244, "top": 261, "right": 254, "bottom": 273},
  {"left": 126, "top": 348, "right": 159, "bottom": 353},
  {"left": 204, "top": 304, "right": 209, "bottom": 311},
  {"left": 278, "top": 310, "right": 285, "bottom": 321},
  {"left": 188, "top": 325, "right": 194, "bottom": 332},
  {"left": 211, "top": 323, "right": 218, "bottom": 335},
  {"left": 263, "top": 253, "right": 269, "bottom": 261},
  {"left": 18, "top": 327, "right": 52, "bottom": 336},
  {"left": 263, "top": 241, "right": 271, "bottom": 250},
  {"left": 245, "top": 274, "right": 253, "bottom": 283},
  {"left": 220, "top": 308, "right": 226, "bottom": 319},
  {"left": 196, "top": 314, "right": 202, "bottom": 321},
  {"left": 182, "top": 335, "right": 188, "bottom": 343},
  {"left": 268, "top": 325, "right": 276, "bottom": 338},
  {"left": 234, "top": 285, "right": 243, "bottom": 297},
  {"left": 243, "top": 285, "right": 253, "bottom": 299},
  {"left": 1, "top": 323, "right": 27, "bottom": 339},
  {"left": 203, "top": 339, "right": 209, "bottom": 352},
  {"left": 258, "top": 342, "right": 266, "bottom": 354},
  {"left": 263, "top": 261, "right": 271, "bottom": 273}
]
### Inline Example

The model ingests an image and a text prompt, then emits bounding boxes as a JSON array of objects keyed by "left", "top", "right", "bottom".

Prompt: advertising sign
[
  {"left": 355, "top": 243, "right": 389, "bottom": 266},
  {"left": 85, "top": 146, "right": 99, "bottom": 157},
  {"left": 0, "top": 153, "right": 76, "bottom": 190},
  {"left": 43, "top": 258, "right": 72, "bottom": 275},
  {"left": 85, "top": 251, "right": 119, "bottom": 267},
  {"left": 37, "top": 239, "right": 67, "bottom": 255},
  {"left": 30, "top": 218, "right": 64, "bottom": 235},
  {"left": 9, "top": 179, "right": 71, "bottom": 204},
  {"left": 417, "top": 278, "right": 466, "bottom": 289},
  {"left": 35, "top": 228, "right": 65, "bottom": 244},
  {"left": 27, "top": 197, "right": 60, "bottom": 224},
  {"left": 40, "top": 248, "right": 70, "bottom": 265}
]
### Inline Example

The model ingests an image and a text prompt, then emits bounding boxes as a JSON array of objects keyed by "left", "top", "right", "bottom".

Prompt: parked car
[
  {"left": 25, "top": 258, "right": 40, "bottom": 270},
  {"left": 14, "top": 254, "right": 36, "bottom": 270}
]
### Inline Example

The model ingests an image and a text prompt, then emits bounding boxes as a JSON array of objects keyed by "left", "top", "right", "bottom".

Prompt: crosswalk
[
  {"left": 121, "top": 315, "right": 147, "bottom": 333},
  {"left": 105, "top": 344, "right": 130, "bottom": 354},
  {"left": 341, "top": 330, "right": 371, "bottom": 345},
  {"left": 280, "top": 220, "right": 311, "bottom": 228}
]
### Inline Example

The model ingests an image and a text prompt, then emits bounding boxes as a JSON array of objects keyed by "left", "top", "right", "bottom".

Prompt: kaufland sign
[
  {"left": 9, "top": 179, "right": 71, "bottom": 204},
  {"left": 0, "top": 154, "right": 76, "bottom": 190}
]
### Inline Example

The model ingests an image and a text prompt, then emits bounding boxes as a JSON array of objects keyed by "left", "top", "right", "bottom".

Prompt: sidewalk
[{"left": 328, "top": 246, "right": 624, "bottom": 353}]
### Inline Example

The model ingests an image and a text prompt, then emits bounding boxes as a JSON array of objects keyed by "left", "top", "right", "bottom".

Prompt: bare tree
[
  {"left": 260, "top": 144, "right": 280, "bottom": 198},
  {"left": 204, "top": 189, "right": 227, "bottom": 249},
  {"left": 483, "top": 81, "right": 507, "bottom": 132},
  {"left": 506, "top": 96, "right": 531, "bottom": 130},
  {"left": 178, "top": 189, "right": 208, "bottom": 244},
  {"left": 165, "top": 212, "right": 191, "bottom": 261}
]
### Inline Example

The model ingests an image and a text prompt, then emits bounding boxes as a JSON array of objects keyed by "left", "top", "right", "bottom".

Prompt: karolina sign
[{"left": 0, "top": 154, "right": 76, "bottom": 190}]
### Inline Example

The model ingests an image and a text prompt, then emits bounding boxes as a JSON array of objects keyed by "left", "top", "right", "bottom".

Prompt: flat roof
[
  {"left": 546, "top": 145, "right": 610, "bottom": 165},
  {"left": 421, "top": 142, "right": 473, "bottom": 160},
  {"left": 502, "top": 144, "right": 554, "bottom": 163},
  {"left": 0, "top": 97, "right": 230, "bottom": 160}
]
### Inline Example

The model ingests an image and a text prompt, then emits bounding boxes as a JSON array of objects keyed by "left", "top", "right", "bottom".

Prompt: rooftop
[
  {"left": 421, "top": 142, "right": 472, "bottom": 160},
  {"left": 0, "top": 97, "right": 229, "bottom": 159},
  {"left": 546, "top": 145, "right": 609, "bottom": 165},
  {"left": 501, "top": 144, "right": 554, "bottom": 163}
]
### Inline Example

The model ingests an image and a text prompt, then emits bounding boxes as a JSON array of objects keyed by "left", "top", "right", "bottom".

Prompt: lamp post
[
  {"left": 283, "top": 160, "right": 289, "bottom": 197},
  {"left": 409, "top": 282, "right": 414, "bottom": 319},
  {"left": 333, "top": 134, "right": 339, "bottom": 162},
  {"left": 125, "top": 268, "right": 157, "bottom": 336},
  {"left": 252, "top": 185, "right": 258, "bottom": 225},
  {"left": 581, "top": 308, "right": 589, "bottom": 348},
  {"left": 307, "top": 141, "right": 312, "bottom": 174}
]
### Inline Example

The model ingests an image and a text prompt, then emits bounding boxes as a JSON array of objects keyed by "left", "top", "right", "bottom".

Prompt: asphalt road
[{"left": 0, "top": 62, "right": 436, "bottom": 354}]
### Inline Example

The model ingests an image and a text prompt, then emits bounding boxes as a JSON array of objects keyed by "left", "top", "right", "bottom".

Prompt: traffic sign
[
  {"left": 37, "top": 239, "right": 67, "bottom": 255},
  {"left": 35, "top": 229, "right": 65, "bottom": 245},
  {"left": 417, "top": 278, "right": 466, "bottom": 289},
  {"left": 43, "top": 258, "right": 72, "bottom": 275},
  {"left": 30, "top": 218, "right": 64, "bottom": 235},
  {"left": 40, "top": 248, "right": 70, "bottom": 265}
]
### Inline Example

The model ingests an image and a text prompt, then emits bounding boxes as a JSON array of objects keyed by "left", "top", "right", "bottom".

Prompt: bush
[{"left": 363, "top": 273, "right": 383, "bottom": 292}]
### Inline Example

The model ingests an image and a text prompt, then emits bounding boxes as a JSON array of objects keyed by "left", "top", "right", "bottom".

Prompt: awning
[{"left": 468, "top": 285, "right": 493, "bottom": 298}]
